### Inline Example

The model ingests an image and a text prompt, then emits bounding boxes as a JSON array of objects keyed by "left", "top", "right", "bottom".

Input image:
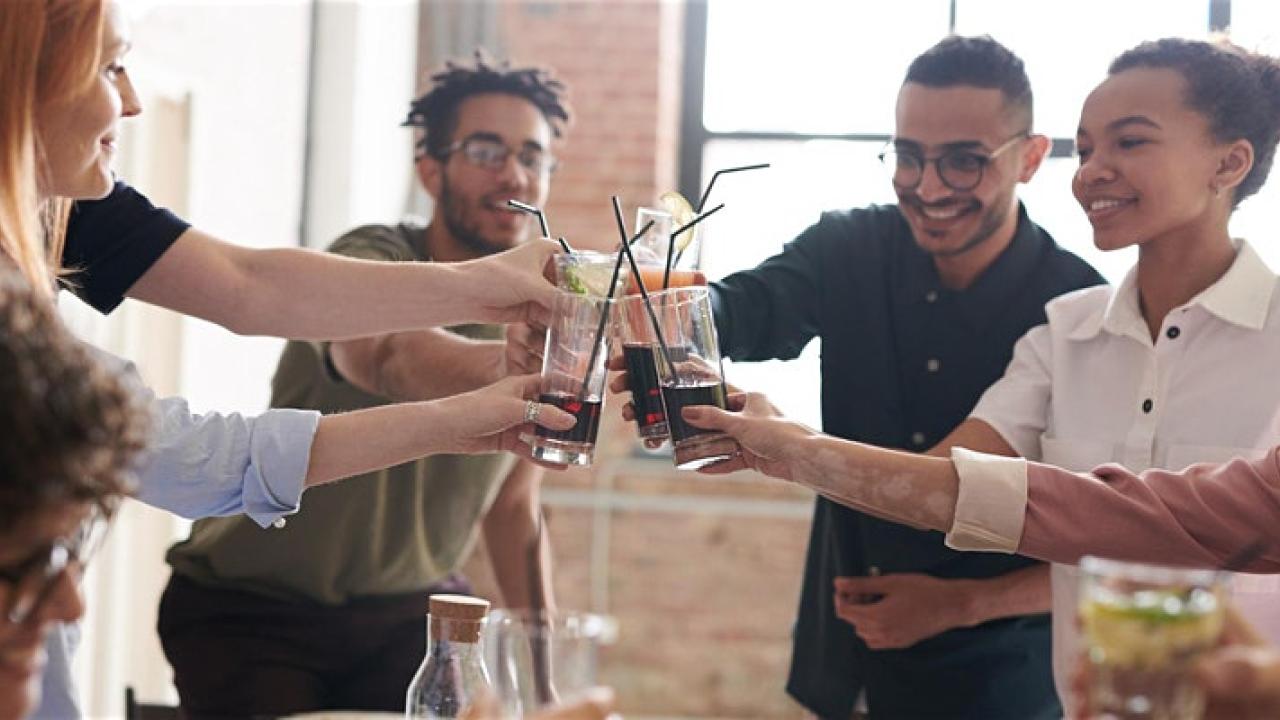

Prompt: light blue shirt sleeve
[
  {"left": 136, "top": 392, "right": 320, "bottom": 528},
  {"left": 82, "top": 349, "right": 321, "bottom": 529},
  {"left": 32, "top": 352, "right": 323, "bottom": 719}
]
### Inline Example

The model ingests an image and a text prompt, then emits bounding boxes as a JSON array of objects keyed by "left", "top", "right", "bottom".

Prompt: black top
[
  {"left": 62, "top": 181, "right": 191, "bottom": 313},
  {"left": 711, "top": 204, "right": 1104, "bottom": 720}
]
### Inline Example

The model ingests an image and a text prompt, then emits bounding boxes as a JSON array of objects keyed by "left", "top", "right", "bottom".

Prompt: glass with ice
[
  {"left": 1079, "top": 556, "right": 1227, "bottom": 719},
  {"left": 528, "top": 290, "right": 612, "bottom": 466}
]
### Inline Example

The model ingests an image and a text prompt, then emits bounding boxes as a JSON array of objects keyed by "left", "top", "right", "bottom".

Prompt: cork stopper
[{"left": 429, "top": 594, "right": 490, "bottom": 643}]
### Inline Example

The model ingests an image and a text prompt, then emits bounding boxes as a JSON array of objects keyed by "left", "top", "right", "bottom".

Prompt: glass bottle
[{"left": 406, "top": 594, "right": 493, "bottom": 719}]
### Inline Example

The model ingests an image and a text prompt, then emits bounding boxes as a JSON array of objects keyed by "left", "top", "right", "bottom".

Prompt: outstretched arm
[
  {"left": 126, "top": 227, "right": 561, "bottom": 338},
  {"left": 682, "top": 393, "right": 960, "bottom": 531},
  {"left": 304, "top": 375, "right": 571, "bottom": 487},
  {"left": 684, "top": 394, "right": 1280, "bottom": 572}
]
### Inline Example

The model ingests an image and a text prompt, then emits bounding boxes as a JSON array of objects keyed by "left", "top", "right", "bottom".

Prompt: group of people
[
  {"left": 674, "top": 28, "right": 1280, "bottom": 720},
  {"left": 3, "top": 2, "right": 1280, "bottom": 720},
  {"left": 3, "top": 1, "right": 583, "bottom": 719}
]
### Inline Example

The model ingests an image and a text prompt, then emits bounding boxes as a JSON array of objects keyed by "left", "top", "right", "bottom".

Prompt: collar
[
  {"left": 947, "top": 203, "right": 1047, "bottom": 328},
  {"left": 1069, "top": 239, "right": 1275, "bottom": 342}
]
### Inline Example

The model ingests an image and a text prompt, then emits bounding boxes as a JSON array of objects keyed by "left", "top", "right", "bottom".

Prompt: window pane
[
  {"left": 954, "top": 0, "right": 1209, "bottom": 138},
  {"left": 703, "top": 0, "right": 950, "bottom": 134}
]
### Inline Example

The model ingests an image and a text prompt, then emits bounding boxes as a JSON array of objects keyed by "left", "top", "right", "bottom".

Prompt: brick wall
[
  {"left": 423, "top": 2, "right": 813, "bottom": 716},
  {"left": 499, "top": 0, "right": 683, "bottom": 250}
]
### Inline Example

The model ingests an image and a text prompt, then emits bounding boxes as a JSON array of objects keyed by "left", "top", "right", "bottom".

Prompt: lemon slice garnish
[{"left": 659, "top": 191, "right": 698, "bottom": 253}]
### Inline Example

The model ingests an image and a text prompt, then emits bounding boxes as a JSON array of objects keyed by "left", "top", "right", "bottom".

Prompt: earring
[{"left": 1210, "top": 183, "right": 1223, "bottom": 198}]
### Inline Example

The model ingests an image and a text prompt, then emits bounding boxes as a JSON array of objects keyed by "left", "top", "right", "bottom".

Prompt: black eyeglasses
[
  {"left": 0, "top": 510, "right": 105, "bottom": 624},
  {"left": 432, "top": 135, "right": 557, "bottom": 176},
  {"left": 879, "top": 133, "right": 1028, "bottom": 192}
]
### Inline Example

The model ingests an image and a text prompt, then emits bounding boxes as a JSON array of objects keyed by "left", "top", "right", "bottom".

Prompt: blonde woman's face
[{"left": 35, "top": 2, "right": 140, "bottom": 200}]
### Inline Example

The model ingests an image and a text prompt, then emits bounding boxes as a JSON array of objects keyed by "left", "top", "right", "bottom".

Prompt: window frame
[{"left": 677, "top": 0, "right": 1231, "bottom": 203}]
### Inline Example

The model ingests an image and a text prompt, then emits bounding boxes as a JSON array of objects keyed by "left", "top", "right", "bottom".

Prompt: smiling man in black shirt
[{"left": 710, "top": 36, "right": 1104, "bottom": 719}]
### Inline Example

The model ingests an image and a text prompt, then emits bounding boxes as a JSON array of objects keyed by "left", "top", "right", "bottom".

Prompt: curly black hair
[
  {"left": 403, "top": 49, "right": 570, "bottom": 159},
  {"left": 905, "top": 35, "right": 1034, "bottom": 132},
  {"left": 0, "top": 270, "right": 149, "bottom": 532},
  {"left": 1110, "top": 38, "right": 1280, "bottom": 208}
]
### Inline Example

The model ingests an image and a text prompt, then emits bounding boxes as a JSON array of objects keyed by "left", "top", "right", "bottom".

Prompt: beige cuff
[{"left": 944, "top": 447, "right": 1028, "bottom": 553}]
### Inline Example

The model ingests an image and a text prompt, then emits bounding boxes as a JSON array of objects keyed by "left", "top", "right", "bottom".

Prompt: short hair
[
  {"left": 0, "top": 271, "right": 148, "bottom": 532},
  {"left": 904, "top": 35, "right": 1034, "bottom": 131},
  {"left": 1109, "top": 38, "right": 1280, "bottom": 208},
  {"left": 403, "top": 50, "right": 571, "bottom": 159}
]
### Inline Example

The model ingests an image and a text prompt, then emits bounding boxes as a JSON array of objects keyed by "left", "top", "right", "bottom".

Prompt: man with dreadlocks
[{"left": 157, "top": 52, "right": 571, "bottom": 718}]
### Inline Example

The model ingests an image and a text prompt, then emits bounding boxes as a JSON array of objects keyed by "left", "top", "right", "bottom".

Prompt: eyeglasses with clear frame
[
  {"left": 879, "top": 132, "right": 1029, "bottom": 192},
  {"left": 431, "top": 134, "right": 558, "bottom": 176},
  {"left": 0, "top": 509, "right": 106, "bottom": 625}
]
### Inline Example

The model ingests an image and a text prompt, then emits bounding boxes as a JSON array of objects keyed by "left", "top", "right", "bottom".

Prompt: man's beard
[
  {"left": 910, "top": 189, "right": 1014, "bottom": 259},
  {"left": 439, "top": 174, "right": 512, "bottom": 257}
]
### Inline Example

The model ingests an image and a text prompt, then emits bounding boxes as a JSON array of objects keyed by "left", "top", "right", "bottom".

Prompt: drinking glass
[
  {"left": 484, "top": 609, "right": 617, "bottom": 719},
  {"left": 553, "top": 251, "right": 621, "bottom": 297},
  {"left": 617, "top": 288, "right": 686, "bottom": 441},
  {"left": 626, "top": 208, "right": 705, "bottom": 295},
  {"left": 642, "top": 286, "right": 739, "bottom": 469},
  {"left": 1079, "top": 556, "right": 1227, "bottom": 720},
  {"left": 528, "top": 290, "right": 612, "bottom": 466}
]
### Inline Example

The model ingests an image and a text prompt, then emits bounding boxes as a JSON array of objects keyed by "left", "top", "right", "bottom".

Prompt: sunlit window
[{"left": 688, "top": 0, "right": 1276, "bottom": 428}]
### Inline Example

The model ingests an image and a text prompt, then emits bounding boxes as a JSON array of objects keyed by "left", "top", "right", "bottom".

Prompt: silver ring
[{"left": 523, "top": 400, "right": 541, "bottom": 424}]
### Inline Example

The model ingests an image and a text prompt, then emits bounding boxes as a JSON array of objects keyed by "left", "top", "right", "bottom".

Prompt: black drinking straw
[
  {"left": 663, "top": 202, "right": 726, "bottom": 290},
  {"left": 575, "top": 219, "right": 656, "bottom": 399},
  {"left": 696, "top": 162, "right": 770, "bottom": 213},
  {"left": 508, "top": 199, "right": 571, "bottom": 252},
  {"left": 611, "top": 196, "right": 679, "bottom": 380}
]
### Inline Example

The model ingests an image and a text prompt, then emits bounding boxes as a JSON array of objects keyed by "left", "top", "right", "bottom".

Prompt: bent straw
[
  {"left": 612, "top": 196, "right": 678, "bottom": 380},
  {"left": 575, "top": 219, "right": 656, "bottom": 400},
  {"left": 663, "top": 202, "right": 726, "bottom": 290},
  {"left": 508, "top": 199, "right": 571, "bottom": 252},
  {"left": 696, "top": 162, "right": 770, "bottom": 213}
]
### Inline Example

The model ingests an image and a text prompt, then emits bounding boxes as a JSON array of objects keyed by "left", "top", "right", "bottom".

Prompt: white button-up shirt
[{"left": 948, "top": 240, "right": 1280, "bottom": 713}]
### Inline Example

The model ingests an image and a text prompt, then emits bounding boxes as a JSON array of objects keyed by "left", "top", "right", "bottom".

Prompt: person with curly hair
[
  {"left": 0, "top": 270, "right": 150, "bottom": 720},
  {"left": 159, "top": 52, "right": 575, "bottom": 717}
]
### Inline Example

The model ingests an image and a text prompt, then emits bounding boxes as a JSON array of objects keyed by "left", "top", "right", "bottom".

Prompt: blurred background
[{"left": 64, "top": 0, "right": 1280, "bottom": 717}]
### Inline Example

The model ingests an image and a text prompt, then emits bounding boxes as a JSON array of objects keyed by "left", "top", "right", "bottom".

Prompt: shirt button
[
  {"left": 925, "top": 290, "right": 939, "bottom": 303},
  {"left": 1166, "top": 326, "right": 1181, "bottom": 340},
  {"left": 926, "top": 358, "right": 941, "bottom": 373},
  {"left": 273, "top": 518, "right": 287, "bottom": 529},
  {"left": 1142, "top": 398, "right": 1154, "bottom": 414},
  {"left": 911, "top": 432, "right": 926, "bottom": 446}
]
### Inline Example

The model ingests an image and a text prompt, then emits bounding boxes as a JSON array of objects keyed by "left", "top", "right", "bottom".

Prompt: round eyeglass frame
[{"left": 879, "top": 132, "right": 1029, "bottom": 192}]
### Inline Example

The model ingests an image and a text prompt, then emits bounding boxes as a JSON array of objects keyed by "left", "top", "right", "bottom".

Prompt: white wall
[{"left": 304, "top": 0, "right": 420, "bottom": 249}]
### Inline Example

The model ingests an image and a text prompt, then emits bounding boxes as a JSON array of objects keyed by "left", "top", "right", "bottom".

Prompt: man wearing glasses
[
  {"left": 708, "top": 36, "right": 1103, "bottom": 719},
  {"left": 157, "top": 54, "right": 570, "bottom": 718}
]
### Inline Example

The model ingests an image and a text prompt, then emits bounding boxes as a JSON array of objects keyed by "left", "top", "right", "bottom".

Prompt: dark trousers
[{"left": 158, "top": 572, "right": 471, "bottom": 719}]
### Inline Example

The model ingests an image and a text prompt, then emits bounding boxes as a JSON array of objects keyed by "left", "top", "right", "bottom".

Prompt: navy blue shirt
[
  {"left": 712, "top": 204, "right": 1104, "bottom": 720},
  {"left": 63, "top": 181, "right": 190, "bottom": 313}
]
